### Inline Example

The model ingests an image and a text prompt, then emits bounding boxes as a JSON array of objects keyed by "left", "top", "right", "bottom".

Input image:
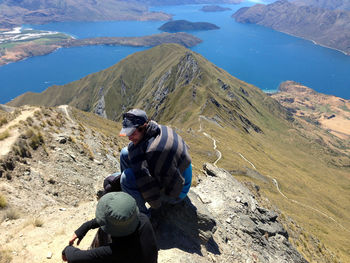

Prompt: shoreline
[{"left": 277, "top": 30, "right": 349, "bottom": 56}]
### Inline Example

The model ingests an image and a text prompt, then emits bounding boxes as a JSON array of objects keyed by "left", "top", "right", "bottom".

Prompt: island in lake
[
  {"left": 0, "top": 28, "right": 201, "bottom": 65},
  {"left": 200, "top": 5, "right": 232, "bottom": 12},
  {"left": 159, "top": 20, "right": 220, "bottom": 32}
]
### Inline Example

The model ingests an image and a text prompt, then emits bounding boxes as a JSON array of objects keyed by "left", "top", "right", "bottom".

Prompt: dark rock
[
  {"left": 5, "top": 173, "right": 12, "bottom": 180},
  {"left": 210, "top": 97, "right": 221, "bottom": 108},
  {"left": 240, "top": 87, "right": 249, "bottom": 96}
]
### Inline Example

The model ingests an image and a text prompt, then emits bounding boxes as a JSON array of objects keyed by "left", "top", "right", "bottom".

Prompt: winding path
[
  {"left": 198, "top": 114, "right": 349, "bottom": 233},
  {"left": 58, "top": 105, "right": 73, "bottom": 123},
  {"left": 0, "top": 107, "right": 39, "bottom": 157},
  {"left": 198, "top": 116, "right": 222, "bottom": 167},
  {"left": 237, "top": 152, "right": 349, "bottom": 233}
]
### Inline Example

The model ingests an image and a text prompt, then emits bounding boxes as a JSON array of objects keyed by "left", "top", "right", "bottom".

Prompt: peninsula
[
  {"left": 232, "top": 0, "right": 350, "bottom": 55},
  {"left": 271, "top": 81, "right": 350, "bottom": 140},
  {"left": 159, "top": 20, "right": 220, "bottom": 32},
  {"left": 0, "top": 29, "right": 202, "bottom": 65}
]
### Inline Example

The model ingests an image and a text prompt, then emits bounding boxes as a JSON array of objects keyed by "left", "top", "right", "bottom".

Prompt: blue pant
[{"left": 119, "top": 147, "right": 192, "bottom": 214}]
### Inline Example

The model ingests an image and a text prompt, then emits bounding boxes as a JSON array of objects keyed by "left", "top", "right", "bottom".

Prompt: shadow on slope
[{"left": 155, "top": 194, "right": 220, "bottom": 256}]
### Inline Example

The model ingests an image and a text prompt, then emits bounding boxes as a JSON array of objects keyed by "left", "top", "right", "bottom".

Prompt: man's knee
[
  {"left": 120, "top": 147, "right": 128, "bottom": 159},
  {"left": 120, "top": 168, "right": 136, "bottom": 188}
]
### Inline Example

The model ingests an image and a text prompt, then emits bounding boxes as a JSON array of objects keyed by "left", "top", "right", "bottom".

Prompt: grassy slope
[{"left": 8, "top": 43, "right": 350, "bottom": 262}]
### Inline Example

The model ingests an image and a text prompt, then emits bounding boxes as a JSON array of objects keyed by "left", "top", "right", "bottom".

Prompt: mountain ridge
[{"left": 5, "top": 43, "right": 350, "bottom": 262}]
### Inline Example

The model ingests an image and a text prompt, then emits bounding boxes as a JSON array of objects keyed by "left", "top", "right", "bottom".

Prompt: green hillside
[{"left": 8, "top": 43, "right": 350, "bottom": 262}]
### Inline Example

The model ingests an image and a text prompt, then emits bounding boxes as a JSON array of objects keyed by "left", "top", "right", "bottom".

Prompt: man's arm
[
  {"left": 62, "top": 245, "right": 113, "bottom": 263},
  {"left": 69, "top": 219, "right": 100, "bottom": 246}
]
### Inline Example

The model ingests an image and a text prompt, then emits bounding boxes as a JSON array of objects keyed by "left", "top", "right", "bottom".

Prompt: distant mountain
[
  {"left": 159, "top": 20, "right": 220, "bottom": 32},
  {"left": 232, "top": 0, "right": 350, "bottom": 55},
  {"left": 137, "top": 0, "right": 242, "bottom": 5},
  {"left": 292, "top": 0, "right": 350, "bottom": 11},
  {"left": 0, "top": 0, "right": 171, "bottom": 28},
  {"left": 6, "top": 43, "right": 350, "bottom": 262}
]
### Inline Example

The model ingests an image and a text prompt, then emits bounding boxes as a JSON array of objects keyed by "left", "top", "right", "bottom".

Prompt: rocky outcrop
[
  {"left": 176, "top": 52, "right": 201, "bottom": 86},
  {"left": 156, "top": 163, "right": 308, "bottom": 262},
  {"left": 148, "top": 52, "right": 201, "bottom": 118},
  {"left": 232, "top": 0, "right": 350, "bottom": 55},
  {"left": 93, "top": 87, "right": 107, "bottom": 118}
]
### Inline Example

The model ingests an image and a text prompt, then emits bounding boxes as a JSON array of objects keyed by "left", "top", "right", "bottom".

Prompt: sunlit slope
[{"left": 8, "top": 43, "right": 350, "bottom": 262}]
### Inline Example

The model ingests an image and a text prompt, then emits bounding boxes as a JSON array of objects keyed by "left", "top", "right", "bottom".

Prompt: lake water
[{"left": 1, "top": 2, "right": 350, "bottom": 104}]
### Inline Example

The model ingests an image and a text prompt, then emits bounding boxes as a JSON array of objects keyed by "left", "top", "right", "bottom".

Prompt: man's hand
[{"left": 69, "top": 233, "right": 81, "bottom": 246}]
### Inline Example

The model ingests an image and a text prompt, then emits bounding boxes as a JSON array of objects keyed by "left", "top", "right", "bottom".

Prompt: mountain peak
[{"left": 8, "top": 43, "right": 287, "bottom": 135}]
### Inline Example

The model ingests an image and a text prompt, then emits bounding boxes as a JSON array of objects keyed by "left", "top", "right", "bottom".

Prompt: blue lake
[{"left": 1, "top": 2, "right": 350, "bottom": 104}]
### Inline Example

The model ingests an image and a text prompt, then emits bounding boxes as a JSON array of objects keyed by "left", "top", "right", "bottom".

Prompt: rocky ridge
[{"left": 0, "top": 105, "right": 308, "bottom": 263}]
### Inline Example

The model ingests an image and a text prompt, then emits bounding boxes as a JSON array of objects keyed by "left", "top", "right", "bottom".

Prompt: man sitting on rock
[
  {"left": 104, "top": 109, "right": 192, "bottom": 220},
  {"left": 62, "top": 192, "right": 158, "bottom": 263}
]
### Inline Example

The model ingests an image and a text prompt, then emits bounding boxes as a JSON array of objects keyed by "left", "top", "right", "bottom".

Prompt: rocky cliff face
[{"left": 232, "top": 0, "right": 350, "bottom": 55}]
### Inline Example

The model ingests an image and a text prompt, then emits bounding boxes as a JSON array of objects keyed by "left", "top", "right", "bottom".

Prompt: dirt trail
[
  {"left": 237, "top": 152, "right": 350, "bottom": 233},
  {"left": 198, "top": 116, "right": 222, "bottom": 167},
  {"left": 0, "top": 107, "right": 39, "bottom": 157},
  {"left": 197, "top": 114, "right": 349, "bottom": 233},
  {"left": 58, "top": 105, "right": 73, "bottom": 123},
  {"left": 1, "top": 201, "right": 98, "bottom": 263}
]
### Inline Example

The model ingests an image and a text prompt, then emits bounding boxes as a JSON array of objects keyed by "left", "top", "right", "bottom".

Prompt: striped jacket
[{"left": 128, "top": 121, "right": 191, "bottom": 209}]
